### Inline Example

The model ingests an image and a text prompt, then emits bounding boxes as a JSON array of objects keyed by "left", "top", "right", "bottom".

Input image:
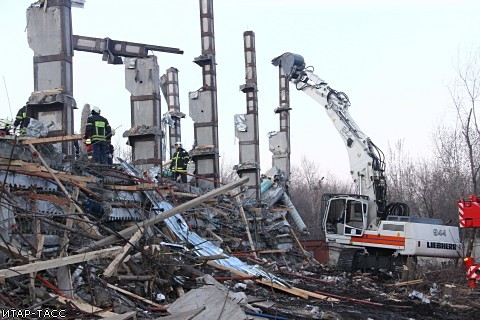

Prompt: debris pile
[{"left": 0, "top": 137, "right": 478, "bottom": 319}]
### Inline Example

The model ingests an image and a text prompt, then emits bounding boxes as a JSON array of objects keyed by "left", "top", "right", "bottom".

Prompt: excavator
[{"left": 272, "top": 52, "right": 462, "bottom": 272}]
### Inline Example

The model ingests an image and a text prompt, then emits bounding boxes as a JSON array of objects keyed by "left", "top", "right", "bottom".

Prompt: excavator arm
[
  {"left": 272, "top": 52, "right": 387, "bottom": 226},
  {"left": 272, "top": 53, "right": 462, "bottom": 270}
]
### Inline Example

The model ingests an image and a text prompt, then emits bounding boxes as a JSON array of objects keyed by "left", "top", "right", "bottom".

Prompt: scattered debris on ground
[{"left": 0, "top": 137, "right": 478, "bottom": 319}]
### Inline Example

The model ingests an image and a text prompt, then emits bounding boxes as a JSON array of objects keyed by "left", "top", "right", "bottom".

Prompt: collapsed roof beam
[{"left": 72, "top": 35, "right": 184, "bottom": 64}]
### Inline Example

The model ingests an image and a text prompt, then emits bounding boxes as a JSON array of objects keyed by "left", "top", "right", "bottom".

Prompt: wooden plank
[
  {"left": 282, "top": 214, "right": 313, "bottom": 264},
  {"left": 30, "top": 206, "right": 42, "bottom": 303},
  {"left": 207, "top": 261, "right": 309, "bottom": 299},
  {"left": 50, "top": 172, "right": 96, "bottom": 183},
  {"left": 235, "top": 195, "right": 257, "bottom": 258},
  {"left": 19, "top": 134, "right": 83, "bottom": 145},
  {"left": 0, "top": 247, "right": 122, "bottom": 281},
  {"left": 0, "top": 159, "right": 30, "bottom": 166},
  {"left": 54, "top": 294, "right": 118, "bottom": 318},
  {"left": 258, "top": 250, "right": 288, "bottom": 254},
  {"left": 205, "top": 229, "right": 223, "bottom": 243},
  {"left": 23, "top": 193, "right": 71, "bottom": 206},
  {"left": 293, "top": 287, "right": 340, "bottom": 302},
  {"left": 0, "top": 159, "right": 96, "bottom": 182},
  {"left": 78, "top": 177, "right": 249, "bottom": 252},
  {"left": 105, "top": 283, "right": 163, "bottom": 308},
  {"left": 0, "top": 169, "right": 91, "bottom": 186},
  {"left": 103, "top": 228, "right": 144, "bottom": 278},
  {"left": 104, "top": 183, "right": 158, "bottom": 191},
  {"left": 385, "top": 279, "right": 423, "bottom": 287},
  {"left": 0, "top": 164, "right": 41, "bottom": 172},
  {"left": 57, "top": 187, "right": 80, "bottom": 298}
]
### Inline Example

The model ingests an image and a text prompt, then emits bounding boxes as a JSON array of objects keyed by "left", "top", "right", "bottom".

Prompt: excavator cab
[{"left": 323, "top": 194, "right": 368, "bottom": 238}]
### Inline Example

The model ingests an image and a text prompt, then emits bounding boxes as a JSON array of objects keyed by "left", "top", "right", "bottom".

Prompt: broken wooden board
[
  {"left": 104, "top": 183, "right": 158, "bottom": 191},
  {"left": 0, "top": 246, "right": 122, "bottom": 281},
  {"left": 18, "top": 134, "right": 83, "bottom": 145},
  {"left": 0, "top": 165, "right": 96, "bottom": 183},
  {"left": 208, "top": 261, "right": 308, "bottom": 299},
  {"left": 105, "top": 283, "right": 163, "bottom": 308},
  {"left": 103, "top": 228, "right": 144, "bottom": 278},
  {"left": 209, "top": 261, "right": 339, "bottom": 302},
  {"left": 385, "top": 279, "right": 424, "bottom": 287},
  {"left": 54, "top": 294, "right": 118, "bottom": 318}
]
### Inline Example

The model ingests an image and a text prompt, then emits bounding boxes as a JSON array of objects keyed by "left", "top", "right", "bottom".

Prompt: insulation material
[{"left": 234, "top": 114, "right": 247, "bottom": 132}]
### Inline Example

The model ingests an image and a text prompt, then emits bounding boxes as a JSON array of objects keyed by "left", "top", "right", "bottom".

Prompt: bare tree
[
  {"left": 219, "top": 154, "right": 237, "bottom": 184},
  {"left": 114, "top": 139, "right": 132, "bottom": 163},
  {"left": 290, "top": 157, "right": 352, "bottom": 239},
  {"left": 450, "top": 49, "right": 480, "bottom": 192},
  {"left": 449, "top": 47, "right": 480, "bottom": 256},
  {"left": 385, "top": 140, "right": 420, "bottom": 213},
  {"left": 386, "top": 135, "right": 467, "bottom": 223}
]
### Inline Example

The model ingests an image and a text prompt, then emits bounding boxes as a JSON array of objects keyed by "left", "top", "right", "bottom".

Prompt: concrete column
[
  {"left": 189, "top": 0, "right": 220, "bottom": 189},
  {"left": 27, "top": 0, "right": 75, "bottom": 155},
  {"left": 124, "top": 56, "right": 163, "bottom": 170},
  {"left": 235, "top": 31, "right": 261, "bottom": 203},
  {"left": 161, "top": 68, "right": 185, "bottom": 158},
  {"left": 269, "top": 67, "right": 291, "bottom": 192}
]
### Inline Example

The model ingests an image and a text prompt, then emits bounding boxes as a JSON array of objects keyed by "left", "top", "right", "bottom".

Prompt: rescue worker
[
  {"left": 170, "top": 141, "right": 190, "bottom": 183},
  {"left": 84, "top": 106, "right": 111, "bottom": 165},
  {"left": 13, "top": 104, "right": 30, "bottom": 135}
]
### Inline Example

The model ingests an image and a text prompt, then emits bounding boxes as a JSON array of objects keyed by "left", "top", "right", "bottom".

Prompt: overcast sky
[{"left": 1, "top": 0, "right": 479, "bottom": 181}]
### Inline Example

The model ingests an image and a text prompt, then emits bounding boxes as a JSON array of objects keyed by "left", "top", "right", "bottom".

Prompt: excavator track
[
  {"left": 337, "top": 248, "right": 362, "bottom": 271},
  {"left": 338, "top": 248, "right": 407, "bottom": 275}
]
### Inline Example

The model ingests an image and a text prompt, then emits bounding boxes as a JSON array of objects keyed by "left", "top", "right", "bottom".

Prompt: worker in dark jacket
[
  {"left": 13, "top": 105, "right": 30, "bottom": 135},
  {"left": 84, "top": 106, "right": 111, "bottom": 164},
  {"left": 170, "top": 141, "right": 190, "bottom": 183}
]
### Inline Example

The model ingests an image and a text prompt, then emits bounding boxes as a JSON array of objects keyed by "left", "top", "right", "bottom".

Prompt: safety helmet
[
  {"left": 174, "top": 141, "right": 182, "bottom": 147},
  {"left": 92, "top": 106, "right": 101, "bottom": 114}
]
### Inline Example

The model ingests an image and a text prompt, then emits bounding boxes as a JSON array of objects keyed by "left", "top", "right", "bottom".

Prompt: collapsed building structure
[
  {"left": 1, "top": 1, "right": 477, "bottom": 319},
  {"left": 0, "top": 0, "right": 318, "bottom": 318}
]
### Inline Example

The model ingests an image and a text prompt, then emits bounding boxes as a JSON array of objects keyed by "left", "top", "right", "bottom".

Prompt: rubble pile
[{"left": 0, "top": 138, "right": 478, "bottom": 319}]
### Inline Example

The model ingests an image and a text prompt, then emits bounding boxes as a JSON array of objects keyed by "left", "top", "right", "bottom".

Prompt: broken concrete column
[
  {"left": 235, "top": 31, "right": 261, "bottom": 203},
  {"left": 189, "top": 0, "right": 220, "bottom": 189},
  {"left": 160, "top": 67, "right": 185, "bottom": 159},
  {"left": 26, "top": 1, "right": 76, "bottom": 156},
  {"left": 269, "top": 66, "right": 291, "bottom": 193},
  {"left": 124, "top": 56, "right": 163, "bottom": 170}
]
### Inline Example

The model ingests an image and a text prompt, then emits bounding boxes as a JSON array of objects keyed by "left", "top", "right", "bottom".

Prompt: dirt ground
[{"left": 236, "top": 265, "right": 480, "bottom": 320}]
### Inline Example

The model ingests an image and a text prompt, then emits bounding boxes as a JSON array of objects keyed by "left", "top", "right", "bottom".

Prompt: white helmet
[
  {"left": 92, "top": 106, "right": 101, "bottom": 114},
  {"left": 174, "top": 141, "right": 182, "bottom": 147}
]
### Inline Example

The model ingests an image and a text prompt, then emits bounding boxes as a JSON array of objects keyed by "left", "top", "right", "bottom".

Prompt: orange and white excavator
[
  {"left": 457, "top": 195, "right": 480, "bottom": 288},
  {"left": 273, "top": 52, "right": 463, "bottom": 272}
]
